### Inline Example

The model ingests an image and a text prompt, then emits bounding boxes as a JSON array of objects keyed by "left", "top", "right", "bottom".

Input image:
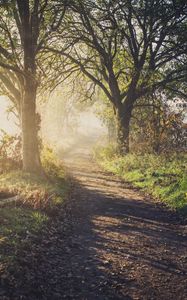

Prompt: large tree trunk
[
  {"left": 116, "top": 107, "right": 132, "bottom": 155},
  {"left": 108, "top": 67, "right": 135, "bottom": 154},
  {"left": 21, "top": 80, "right": 41, "bottom": 173}
]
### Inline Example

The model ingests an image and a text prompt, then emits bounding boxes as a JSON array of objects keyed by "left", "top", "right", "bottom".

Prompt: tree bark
[
  {"left": 21, "top": 80, "right": 41, "bottom": 173},
  {"left": 108, "top": 65, "right": 135, "bottom": 154},
  {"left": 116, "top": 107, "right": 131, "bottom": 155}
]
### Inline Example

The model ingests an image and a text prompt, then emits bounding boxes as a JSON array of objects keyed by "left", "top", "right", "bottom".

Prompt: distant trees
[{"left": 51, "top": 0, "right": 187, "bottom": 153}]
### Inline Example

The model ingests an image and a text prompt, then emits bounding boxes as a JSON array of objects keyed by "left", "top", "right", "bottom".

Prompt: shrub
[
  {"left": 0, "top": 130, "right": 22, "bottom": 173},
  {"left": 41, "top": 146, "right": 65, "bottom": 179}
]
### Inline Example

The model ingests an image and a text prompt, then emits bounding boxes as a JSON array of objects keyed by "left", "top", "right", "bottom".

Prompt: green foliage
[
  {"left": 0, "top": 157, "right": 67, "bottom": 212},
  {"left": 130, "top": 94, "right": 187, "bottom": 154},
  {"left": 94, "top": 143, "right": 118, "bottom": 161},
  {"left": 41, "top": 146, "right": 65, "bottom": 180},
  {"left": 96, "top": 146, "right": 187, "bottom": 215},
  {"left": 0, "top": 130, "right": 22, "bottom": 173},
  {"left": 0, "top": 207, "right": 48, "bottom": 265},
  {"left": 0, "top": 148, "right": 69, "bottom": 266},
  {"left": 0, "top": 130, "right": 66, "bottom": 182}
]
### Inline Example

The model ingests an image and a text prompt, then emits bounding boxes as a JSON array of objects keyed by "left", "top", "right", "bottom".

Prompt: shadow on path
[{"left": 1, "top": 155, "right": 187, "bottom": 300}]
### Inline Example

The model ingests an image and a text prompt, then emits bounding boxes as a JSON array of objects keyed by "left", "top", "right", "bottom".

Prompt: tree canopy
[
  {"left": 49, "top": 0, "right": 187, "bottom": 152},
  {"left": 0, "top": 0, "right": 186, "bottom": 171}
]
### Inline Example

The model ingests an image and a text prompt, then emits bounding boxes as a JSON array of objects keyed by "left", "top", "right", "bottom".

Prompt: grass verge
[
  {"left": 95, "top": 145, "right": 187, "bottom": 216},
  {"left": 0, "top": 147, "right": 69, "bottom": 269}
]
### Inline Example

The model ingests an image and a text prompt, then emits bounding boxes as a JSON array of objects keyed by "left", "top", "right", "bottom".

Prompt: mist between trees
[{"left": 0, "top": 0, "right": 186, "bottom": 173}]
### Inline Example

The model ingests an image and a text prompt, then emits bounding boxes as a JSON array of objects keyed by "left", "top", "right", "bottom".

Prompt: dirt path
[{"left": 1, "top": 154, "right": 187, "bottom": 300}]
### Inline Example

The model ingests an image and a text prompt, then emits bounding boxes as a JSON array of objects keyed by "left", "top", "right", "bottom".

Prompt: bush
[
  {"left": 93, "top": 143, "right": 118, "bottom": 161},
  {"left": 0, "top": 130, "right": 22, "bottom": 173},
  {"left": 0, "top": 130, "right": 64, "bottom": 180},
  {"left": 41, "top": 146, "right": 65, "bottom": 179}
]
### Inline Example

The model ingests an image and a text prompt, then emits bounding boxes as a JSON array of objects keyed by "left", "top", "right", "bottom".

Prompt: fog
[
  {"left": 41, "top": 94, "right": 108, "bottom": 158},
  {"left": 0, "top": 91, "right": 108, "bottom": 158}
]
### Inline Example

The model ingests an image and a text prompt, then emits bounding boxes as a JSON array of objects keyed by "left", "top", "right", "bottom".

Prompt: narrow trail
[
  {"left": 1, "top": 152, "right": 187, "bottom": 300},
  {"left": 61, "top": 154, "right": 187, "bottom": 300}
]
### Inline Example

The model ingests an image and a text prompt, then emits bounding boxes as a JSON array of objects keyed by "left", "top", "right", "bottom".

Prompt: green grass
[
  {"left": 0, "top": 207, "right": 48, "bottom": 265},
  {"left": 95, "top": 146, "right": 187, "bottom": 215},
  {"left": 0, "top": 148, "right": 69, "bottom": 267},
  {"left": 0, "top": 170, "right": 68, "bottom": 211}
]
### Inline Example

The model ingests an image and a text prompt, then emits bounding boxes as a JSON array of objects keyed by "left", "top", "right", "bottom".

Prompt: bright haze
[
  {"left": 0, "top": 96, "right": 18, "bottom": 135},
  {"left": 41, "top": 94, "right": 108, "bottom": 158}
]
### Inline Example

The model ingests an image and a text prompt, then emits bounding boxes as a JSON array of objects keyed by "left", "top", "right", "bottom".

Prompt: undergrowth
[
  {"left": 0, "top": 147, "right": 69, "bottom": 267},
  {"left": 95, "top": 145, "right": 187, "bottom": 216}
]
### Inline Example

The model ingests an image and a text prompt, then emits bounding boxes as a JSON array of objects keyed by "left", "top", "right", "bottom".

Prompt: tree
[
  {"left": 130, "top": 92, "right": 187, "bottom": 153},
  {"left": 0, "top": 0, "right": 66, "bottom": 172},
  {"left": 51, "top": 0, "right": 187, "bottom": 153}
]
